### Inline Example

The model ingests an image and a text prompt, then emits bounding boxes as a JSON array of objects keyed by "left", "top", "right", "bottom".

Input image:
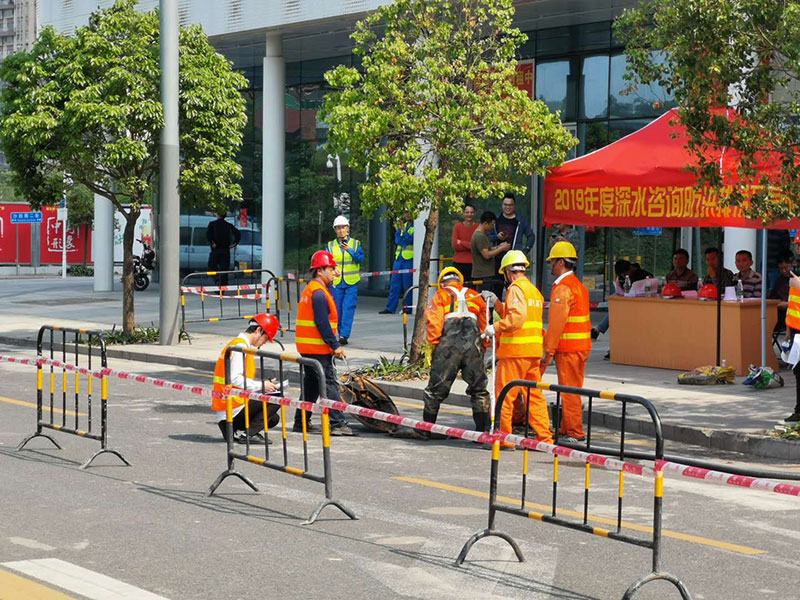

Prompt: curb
[{"left": 2, "top": 334, "right": 797, "bottom": 461}]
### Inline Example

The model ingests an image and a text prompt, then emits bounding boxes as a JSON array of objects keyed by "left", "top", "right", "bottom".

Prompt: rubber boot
[
  {"left": 472, "top": 412, "right": 490, "bottom": 445},
  {"left": 423, "top": 410, "right": 446, "bottom": 440}
]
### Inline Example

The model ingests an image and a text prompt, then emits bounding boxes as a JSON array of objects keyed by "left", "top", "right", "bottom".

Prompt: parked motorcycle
[{"left": 133, "top": 239, "right": 156, "bottom": 291}]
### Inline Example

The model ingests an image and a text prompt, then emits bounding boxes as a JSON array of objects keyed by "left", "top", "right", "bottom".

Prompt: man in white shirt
[{"left": 212, "top": 313, "right": 281, "bottom": 444}]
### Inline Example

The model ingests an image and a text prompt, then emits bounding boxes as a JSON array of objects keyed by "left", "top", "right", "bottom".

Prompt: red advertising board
[{"left": 0, "top": 203, "right": 91, "bottom": 265}]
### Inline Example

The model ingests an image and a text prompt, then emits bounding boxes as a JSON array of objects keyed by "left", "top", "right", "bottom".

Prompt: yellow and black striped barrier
[
  {"left": 456, "top": 380, "right": 691, "bottom": 600},
  {"left": 16, "top": 325, "right": 130, "bottom": 470},
  {"left": 205, "top": 346, "right": 356, "bottom": 525},
  {"left": 179, "top": 268, "right": 277, "bottom": 342}
]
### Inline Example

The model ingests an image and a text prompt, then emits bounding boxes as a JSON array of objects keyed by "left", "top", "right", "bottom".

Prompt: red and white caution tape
[
  {"left": 181, "top": 283, "right": 270, "bottom": 295},
  {"left": 2, "top": 353, "right": 798, "bottom": 497}
]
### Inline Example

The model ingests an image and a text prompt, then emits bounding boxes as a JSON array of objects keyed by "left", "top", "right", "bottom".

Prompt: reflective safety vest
[
  {"left": 327, "top": 237, "right": 361, "bottom": 286},
  {"left": 211, "top": 337, "right": 255, "bottom": 412},
  {"left": 497, "top": 278, "right": 544, "bottom": 359},
  {"left": 395, "top": 224, "right": 414, "bottom": 261},
  {"left": 553, "top": 272, "right": 592, "bottom": 353},
  {"left": 295, "top": 279, "right": 339, "bottom": 355},
  {"left": 441, "top": 285, "right": 481, "bottom": 321},
  {"left": 788, "top": 287, "right": 800, "bottom": 330}
]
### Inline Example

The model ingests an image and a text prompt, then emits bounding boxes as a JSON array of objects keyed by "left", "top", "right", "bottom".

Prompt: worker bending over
[
  {"left": 542, "top": 241, "right": 592, "bottom": 443},
  {"left": 484, "top": 250, "right": 552, "bottom": 446},
  {"left": 423, "top": 267, "right": 490, "bottom": 432}
]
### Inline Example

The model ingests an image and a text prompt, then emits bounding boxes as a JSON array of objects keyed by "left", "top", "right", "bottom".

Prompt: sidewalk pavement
[{"left": 0, "top": 276, "right": 798, "bottom": 460}]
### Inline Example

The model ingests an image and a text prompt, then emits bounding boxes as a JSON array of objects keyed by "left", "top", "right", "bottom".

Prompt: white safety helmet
[{"left": 333, "top": 215, "right": 349, "bottom": 228}]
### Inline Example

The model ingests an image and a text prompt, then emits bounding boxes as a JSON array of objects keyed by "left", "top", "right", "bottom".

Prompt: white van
[{"left": 180, "top": 214, "right": 262, "bottom": 272}]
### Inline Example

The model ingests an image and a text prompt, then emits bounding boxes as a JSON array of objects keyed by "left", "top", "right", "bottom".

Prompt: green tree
[
  {"left": 321, "top": 0, "right": 576, "bottom": 362},
  {"left": 0, "top": 0, "right": 246, "bottom": 333},
  {"left": 617, "top": 0, "right": 800, "bottom": 222}
]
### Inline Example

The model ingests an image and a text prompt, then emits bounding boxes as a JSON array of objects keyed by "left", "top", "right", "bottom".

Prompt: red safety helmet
[
  {"left": 661, "top": 282, "right": 683, "bottom": 298},
  {"left": 310, "top": 250, "right": 337, "bottom": 270},
  {"left": 698, "top": 283, "right": 718, "bottom": 300},
  {"left": 793, "top": 231, "right": 800, "bottom": 246},
  {"left": 251, "top": 313, "right": 279, "bottom": 342}
]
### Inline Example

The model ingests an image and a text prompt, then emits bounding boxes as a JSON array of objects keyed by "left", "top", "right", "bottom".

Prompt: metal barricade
[
  {"left": 180, "top": 268, "right": 276, "bottom": 341},
  {"left": 16, "top": 326, "right": 130, "bottom": 470},
  {"left": 456, "top": 379, "right": 691, "bottom": 600},
  {"left": 206, "top": 347, "right": 357, "bottom": 525}
]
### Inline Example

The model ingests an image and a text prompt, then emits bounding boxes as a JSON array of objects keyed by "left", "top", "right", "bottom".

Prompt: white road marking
[
  {"left": 1, "top": 558, "right": 170, "bottom": 600},
  {"left": 7, "top": 537, "right": 56, "bottom": 551}
]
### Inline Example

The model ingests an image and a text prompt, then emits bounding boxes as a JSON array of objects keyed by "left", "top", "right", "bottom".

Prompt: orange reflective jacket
[
  {"left": 295, "top": 279, "right": 339, "bottom": 355},
  {"left": 788, "top": 287, "right": 800, "bottom": 330},
  {"left": 545, "top": 272, "right": 592, "bottom": 353},
  {"left": 425, "top": 284, "right": 487, "bottom": 344},
  {"left": 496, "top": 278, "right": 544, "bottom": 359},
  {"left": 211, "top": 337, "right": 255, "bottom": 412}
]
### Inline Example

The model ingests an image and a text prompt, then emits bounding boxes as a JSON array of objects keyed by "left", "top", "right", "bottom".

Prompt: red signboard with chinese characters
[
  {"left": 514, "top": 62, "right": 534, "bottom": 98},
  {"left": 0, "top": 204, "right": 90, "bottom": 264},
  {"left": 544, "top": 108, "right": 800, "bottom": 229}
]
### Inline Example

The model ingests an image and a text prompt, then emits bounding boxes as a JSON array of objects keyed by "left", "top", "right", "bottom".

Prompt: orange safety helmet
[
  {"left": 661, "top": 282, "right": 683, "bottom": 298},
  {"left": 251, "top": 313, "right": 279, "bottom": 341},
  {"left": 698, "top": 283, "right": 718, "bottom": 300},
  {"left": 310, "top": 250, "right": 337, "bottom": 270}
]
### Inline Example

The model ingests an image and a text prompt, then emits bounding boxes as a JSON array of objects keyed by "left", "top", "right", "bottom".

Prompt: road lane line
[
  {"left": 1, "top": 558, "right": 171, "bottom": 600},
  {"left": 0, "top": 568, "right": 76, "bottom": 599},
  {"left": 394, "top": 475, "right": 765, "bottom": 556},
  {"left": 0, "top": 396, "right": 86, "bottom": 417}
]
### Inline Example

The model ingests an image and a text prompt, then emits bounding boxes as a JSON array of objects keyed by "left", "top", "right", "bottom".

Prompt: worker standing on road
[
  {"left": 483, "top": 250, "right": 552, "bottom": 446},
  {"left": 326, "top": 215, "right": 363, "bottom": 346},
  {"left": 380, "top": 212, "right": 414, "bottom": 314},
  {"left": 212, "top": 313, "right": 281, "bottom": 444},
  {"left": 295, "top": 250, "right": 357, "bottom": 436},
  {"left": 542, "top": 241, "right": 592, "bottom": 443},
  {"left": 423, "top": 267, "right": 490, "bottom": 432}
]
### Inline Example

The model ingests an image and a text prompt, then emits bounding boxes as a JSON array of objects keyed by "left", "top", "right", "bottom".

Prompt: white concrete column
[
  {"left": 723, "top": 227, "right": 757, "bottom": 271},
  {"left": 262, "top": 32, "right": 285, "bottom": 278},
  {"left": 680, "top": 227, "right": 693, "bottom": 258},
  {"left": 92, "top": 194, "right": 114, "bottom": 291}
]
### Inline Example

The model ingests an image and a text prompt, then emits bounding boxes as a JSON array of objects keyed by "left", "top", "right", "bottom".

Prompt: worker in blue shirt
[
  {"left": 380, "top": 213, "right": 414, "bottom": 314},
  {"left": 326, "top": 215, "right": 364, "bottom": 345}
]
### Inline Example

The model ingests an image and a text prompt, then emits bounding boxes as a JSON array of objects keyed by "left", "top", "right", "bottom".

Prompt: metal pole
[
  {"left": 61, "top": 202, "right": 67, "bottom": 279},
  {"left": 159, "top": 0, "right": 180, "bottom": 345},
  {"left": 15, "top": 223, "right": 19, "bottom": 276},
  {"left": 761, "top": 231, "right": 767, "bottom": 367}
]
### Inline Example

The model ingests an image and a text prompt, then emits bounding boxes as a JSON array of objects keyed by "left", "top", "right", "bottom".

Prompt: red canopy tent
[{"left": 543, "top": 108, "right": 800, "bottom": 229}]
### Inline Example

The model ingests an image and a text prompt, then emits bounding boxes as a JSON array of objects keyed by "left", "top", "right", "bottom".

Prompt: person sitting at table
[
  {"left": 769, "top": 254, "right": 793, "bottom": 332},
  {"left": 732, "top": 250, "right": 762, "bottom": 299},
  {"left": 702, "top": 247, "right": 735, "bottom": 290},
  {"left": 665, "top": 248, "right": 698, "bottom": 291}
]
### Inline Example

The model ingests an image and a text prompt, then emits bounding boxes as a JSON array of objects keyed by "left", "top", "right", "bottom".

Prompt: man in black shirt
[
  {"left": 207, "top": 213, "right": 241, "bottom": 286},
  {"left": 769, "top": 254, "right": 793, "bottom": 332}
]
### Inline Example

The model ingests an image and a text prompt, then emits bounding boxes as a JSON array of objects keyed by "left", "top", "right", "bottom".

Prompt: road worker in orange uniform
[
  {"left": 423, "top": 267, "right": 490, "bottom": 432},
  {"left": 212, "top": 313, "right": 282, "bottom": 444},
  {"left": 542, "top": 241, "right": 592, "bottom": 443},
  {"left": 483, "top": 250, "right": 552, "bottom": 446},
  {"left": 295, "top": 250, "right": 356, "bottom": 436}
]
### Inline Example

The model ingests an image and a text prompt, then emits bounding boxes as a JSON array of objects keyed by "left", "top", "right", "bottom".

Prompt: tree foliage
[
  {"left": 321, "top": 0, "right": 576, "bottom": 362},
  {"left": 617, "top": 0, "right": 800, "bottom": 222},
  {"left": 0, "top": 0, "right": 247, "bottom": 332}
]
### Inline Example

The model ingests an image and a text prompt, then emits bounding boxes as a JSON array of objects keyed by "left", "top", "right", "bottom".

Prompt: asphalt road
[{"left": 1, "top": 348, "right": 799, "bottom": 599}]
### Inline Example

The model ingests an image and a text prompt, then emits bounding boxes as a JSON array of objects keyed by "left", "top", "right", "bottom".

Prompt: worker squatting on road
[
  {"left": 327, "top": 215, "right": 364, "bottom": 346},
  {"left": 422, "top": 267, "right": 490, "bottom": 433},
  {"left": 295, "top": 250, "right": 357, "bottom": 436},
  {"left": 484, "top": 250, "right": 553, "bottom": 447},
  {"left": 212, "top": 313, "right": 282, "bottom": 444},
  {"left": 542, "top": 241, "right": 592, "bottom": 443}
]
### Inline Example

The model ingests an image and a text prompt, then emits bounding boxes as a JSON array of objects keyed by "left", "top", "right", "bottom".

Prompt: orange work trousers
[
  {"left": 495, "top": 357, "right": 553, "bottom": 444},
  {"left": 555, "top": 350, "right": 590, "bottom": 438}
]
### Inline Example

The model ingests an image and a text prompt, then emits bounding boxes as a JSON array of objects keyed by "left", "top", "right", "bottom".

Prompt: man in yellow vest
[
  {"left": 295, "top": 250, "right": 357, "bottom": 436},
  {"left": 542, "top": 241, "right": 592, "bottom": 443},
  {"left": 483, "top": 250, "right": 552, "bottom": 446},
  {"left": 327, "top": 215, "right": 363, "bottom": 346},
  {"left": 212, "top": 313, "right": 281, "bottom": 444},
  {"left": 380, "top": 212, "right": 414, "bottom": 314}
]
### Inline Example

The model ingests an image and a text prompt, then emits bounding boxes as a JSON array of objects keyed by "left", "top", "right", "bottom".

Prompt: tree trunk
[
  {"left": 121, "top": 208, "right": 140, "bottom": 335},
  {"left": 408, "top": 202, "right": 440, "bottom": 364}
]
